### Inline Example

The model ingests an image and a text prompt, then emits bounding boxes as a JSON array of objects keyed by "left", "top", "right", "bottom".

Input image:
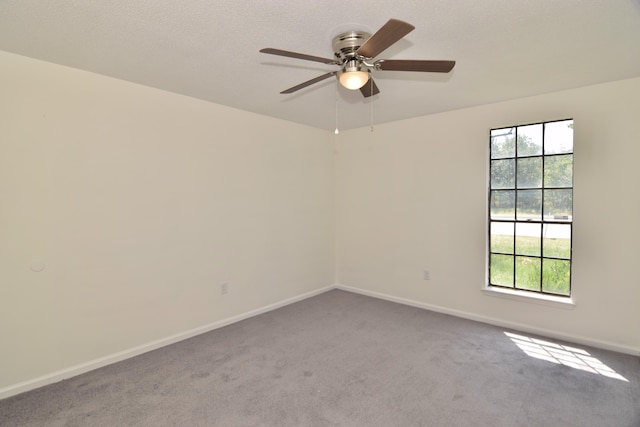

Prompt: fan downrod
[{"left": 332, "top": 31, "right": 371, "bottom": 62}]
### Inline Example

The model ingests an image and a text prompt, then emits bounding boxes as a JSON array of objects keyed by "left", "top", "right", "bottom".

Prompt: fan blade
[
  {"left": 377, "top": 59, "right": 456, "bottom": 73},
  {"left": 260, "top": 48, "right": 338, "bottom": 65},
  {"left": 281, "top": 72, "right": 336, "bottom": 94},
  {"left": 356, "top": 19, "right": 415, "bottom": 58},
  {"left": 360, "top": 78, "right": 380, "bottom": 98}
]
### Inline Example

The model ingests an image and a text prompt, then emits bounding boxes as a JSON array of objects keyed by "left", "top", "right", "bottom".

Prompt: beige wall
[
  {"left": 0, "top": 52, "right": 335, "bottom": 392},
  {"left": 2, "top": 49, "right": 639, "bottom": 396},
  {"left": 336, "top": 77, "right": 640, "bottom": 353}
]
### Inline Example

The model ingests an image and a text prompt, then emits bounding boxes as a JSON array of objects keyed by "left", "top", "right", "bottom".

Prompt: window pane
[
  {"left": 491, "top": 159, "right": 515, "bottom": 189},
  {"left": 543, "top": 224, "right": 571, "bottom": 259},
  {"left": 515, "top": 256, "right": 541, "bottom": 291},
  {"left": 542, "top": 259, "right": 571, "bottom": 295},
  {"left": 516, "top": 190, "right": 542, "bottom": 220},
  {"left": 491, "top": 222, "right": 514, "bottom": 253},
  {"left": 491, "top": 128, "right": 515, "bottom": 159},
  {"left": 491, "top": 190, "right": 515, "bottom": 219},
  {"left": 544, "top": 154, "right": 573, "bottom": 188},
  {"left": 544, "top": 120, "right": 573, "bottom": 155},
  {"left": 517, "top": 124, "right": 543, "bottom": 156},
  {"left": 516, "top": 223, "right": 541, "bottom": 256},
  {"left": 490, "top": 254, "right": 513, "bottom": 286},
  {"left": 543, "top": 189, "right": 572, "bottom": 220},
  {"left": 517, "top": 157, "right": 542, "bottom": 188}
]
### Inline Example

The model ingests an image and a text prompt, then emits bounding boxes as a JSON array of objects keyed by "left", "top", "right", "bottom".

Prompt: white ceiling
[{"left": 1, "top": 0, "right": 640, "bottom": 131}]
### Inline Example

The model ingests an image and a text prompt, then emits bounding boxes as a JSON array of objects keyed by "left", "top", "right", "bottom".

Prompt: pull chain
[
  {"left": 370, "top": 79, "right": 374, "bottom": 132},
  {"left": 334, "top": 82, "right": 339, "bottom": 134}
]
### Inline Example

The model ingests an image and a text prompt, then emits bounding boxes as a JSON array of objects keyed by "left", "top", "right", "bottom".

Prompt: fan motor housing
[{"left": 332, "top": 31, "right": 371, "bottom": 61}]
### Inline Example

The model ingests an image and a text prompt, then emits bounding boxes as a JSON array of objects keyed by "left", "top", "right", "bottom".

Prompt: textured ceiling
[{"left": 1, "top": 0, "right": 640, "bottom": 131}]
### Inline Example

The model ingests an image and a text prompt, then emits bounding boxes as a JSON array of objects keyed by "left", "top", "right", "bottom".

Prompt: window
[{"left": 488, "top": 119, "right": 573, "bottom": 296}]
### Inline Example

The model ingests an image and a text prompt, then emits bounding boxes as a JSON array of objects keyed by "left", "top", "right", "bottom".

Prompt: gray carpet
[{"left": 1, "top": 289, "right": 639, "bottom": 426}]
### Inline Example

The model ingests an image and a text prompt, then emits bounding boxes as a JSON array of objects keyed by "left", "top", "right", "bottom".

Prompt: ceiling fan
[{"left": 260, "top": 18, "right": 456, "bottom": 98}]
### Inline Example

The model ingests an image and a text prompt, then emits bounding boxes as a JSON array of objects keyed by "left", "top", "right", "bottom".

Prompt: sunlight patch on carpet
[{"left": 504, "top": 332, "right": 628, "bottom": 382}]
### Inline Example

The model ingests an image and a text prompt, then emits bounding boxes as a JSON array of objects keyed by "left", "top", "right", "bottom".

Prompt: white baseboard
[
  {"left": 0, "top": 285, "right": 334, "bottom": 400},
  {"left": 3, "top": 283, "right": 637, "bottom": 400},
  {"left": 335, "top": 284, "right": 640, "bottom": 357}
]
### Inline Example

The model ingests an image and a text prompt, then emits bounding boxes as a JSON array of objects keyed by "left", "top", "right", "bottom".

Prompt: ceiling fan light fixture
[
  {"left": 338, "top": 60, "right": 369, "bottom": 90},
  {"left": 339, "top": 70, "right": 369, "bottom": 90}
]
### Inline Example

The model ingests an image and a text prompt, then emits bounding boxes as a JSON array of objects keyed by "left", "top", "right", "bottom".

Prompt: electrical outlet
[
  {"left": 423, "top": 270, "right": 431, "bottom": 280},
  {"left": 220, "top": 282, "right": 228, "bottom": 295}
]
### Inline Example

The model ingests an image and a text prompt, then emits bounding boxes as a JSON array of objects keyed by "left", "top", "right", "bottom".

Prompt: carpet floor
[{"left": 1, "top": 289, "right": 639, "bottom": 426}]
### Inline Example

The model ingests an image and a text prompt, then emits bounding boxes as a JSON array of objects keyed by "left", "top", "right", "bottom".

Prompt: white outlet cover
[{"left": 30, "top": 260, "right": 45, "bottom": 272}]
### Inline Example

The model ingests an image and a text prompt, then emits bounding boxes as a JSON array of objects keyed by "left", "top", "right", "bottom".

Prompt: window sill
[{"left": 482, "top": 286, "right": 575, "bottom": 309}]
